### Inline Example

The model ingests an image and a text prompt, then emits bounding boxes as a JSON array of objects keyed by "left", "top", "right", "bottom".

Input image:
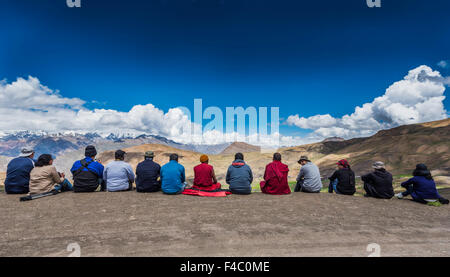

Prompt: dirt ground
[{"left": 0, "top": 190, "right": 449, "bottom": 257}]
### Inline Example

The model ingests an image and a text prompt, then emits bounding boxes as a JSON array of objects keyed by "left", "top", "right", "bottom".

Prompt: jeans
[
  {"left": 401, "top": 184, "right": 413, "bottom": 197},
  {"left": 163, "top": 183, "right": 186, "bottom": 195},
  {"left": 329, "top": 179, "right": 342, "bottom": 195},
  {"left": 54, "top": 179, "right": 74, "bottom": 192},
  {"left": 295, "top": 180, "right": 320, "bottom": 193}
]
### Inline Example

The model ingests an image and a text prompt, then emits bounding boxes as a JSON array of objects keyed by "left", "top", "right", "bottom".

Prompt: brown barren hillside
[{"left": 220, "top": 142, "right": 261, "bottom": 154}]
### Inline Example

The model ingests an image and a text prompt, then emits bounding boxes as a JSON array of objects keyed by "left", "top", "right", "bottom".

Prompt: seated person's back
[
  {"left": 103, "top": 150, "right": 135, "bottom": 192},
  {"left": 4, "top": 148, "right": 36, "bottom": 194},
  {"left": 226, "top": 153, "right": 253, "bottom": 194},
  {"left": 260, "top": 153, "right": 291, "bottom": 195},
  {"left": 71, "top": 146, "right": 104, "bottom": 193},
  {"left": 193, "top": 155, "right": 220, "bottom": 190},
  {"left": 29, "top": 154, "right": 72, "bottom": 195},
  {"left": 161, "top": 154, "right": 186, "bottom": 194},
  {"left": 136, "top": 151, "right": 161, "bottom": 193}
]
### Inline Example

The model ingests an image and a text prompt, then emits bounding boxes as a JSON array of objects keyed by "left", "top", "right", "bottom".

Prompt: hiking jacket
[
  {"left": 296, "top": 162, "right": 323, "bottom": 192},
  {"left": 136, "top": 158, "right": 161, "bottom": 192},
  {"left": 361, "top": 169, "right": 394, "bottom": 199},
  {"left": 161, "top": 160, "right": 186, "bottom": 194},
  {"left": 260, "top": 161, "right": 291, "bottom": 195},
  {"left": 401, "top": 176, "right": 441, "bottom": 200},
  {"left": 71, "top": 157, "right": 104, "bottom": 192},
  {"left": 4, "top": 157, "right": 35, "bottom": 194},
  {"left": 226, "top": 159, "right": 253, "bottom": 194},
  {"left": 29, "top": 165, "right": 64, "bottom": 195},
  {"left": 329, "top": 168, "right": 356, "bottom": 195},
  {"left": 103, "top": 161, "right": 135, "bottom": 192}
]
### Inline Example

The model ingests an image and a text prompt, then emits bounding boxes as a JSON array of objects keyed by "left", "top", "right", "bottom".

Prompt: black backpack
[{"left": 73, "top": 159, "right": 100, "bottom": 192}]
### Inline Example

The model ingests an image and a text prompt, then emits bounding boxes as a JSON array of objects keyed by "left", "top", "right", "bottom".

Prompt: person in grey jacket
[
  {"left": 295, "top": 156, "right": 323, "bottom": 193},
  {"left": 103, "top": 150, "right": 135, "bottom": 192},
  {"left": 226, "top": 153, "right": 253, "bottom": 195}
]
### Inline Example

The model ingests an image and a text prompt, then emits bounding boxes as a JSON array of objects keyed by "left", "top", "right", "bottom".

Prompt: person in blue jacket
[
  {"left": 226, "top": 153, "right": 253, "bottom": 195},
  {"left": 396, "top": 164, "right": 449, "bottom": 205},
  {"left": 4, "top": 147, "right": 36, "bottom": 194},
  {"left": 161, "top": 154, "right": 186, "bottom": 195},
  {"left": 71, "top": 145, "right": 105, "bottom": 193}
]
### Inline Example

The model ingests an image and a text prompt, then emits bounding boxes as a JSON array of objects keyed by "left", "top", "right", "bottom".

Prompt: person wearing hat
[
  {"left": 193, "top": 154, "right": 221, "bottom": 190},
  {"left": 396, "top": 164, "right": 449, "bottom": 205},
  {"left": 294, "top": 156, "right": 323, "bottom": 193},
  {"left": 71, "top": 145, "right": 105, "bottom": 192},
  {"left": 29, "top": 154, "right": 73, "bottom": 195},
  {"left": 161, "top": 153, "right": 187, "bottom": 195},
  {"left": 361, "top": 161, "right": 394, "bottom": 199},
  {"left": 135, "top": 151, "right": 161, "bottom": 193},
  {"left": 4, "top": 147, "right": 36, "bottom": 194},
  {"left": 328, "top": 159, "right": 356, "bottom": 195},
  {"left": 103, "top": 150, "right": 135, "bottom": 192}
]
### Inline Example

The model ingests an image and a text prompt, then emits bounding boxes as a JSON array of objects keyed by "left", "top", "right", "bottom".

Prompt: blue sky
[{"left": 0, "top": 0, "right": 449, "bottom": 145}]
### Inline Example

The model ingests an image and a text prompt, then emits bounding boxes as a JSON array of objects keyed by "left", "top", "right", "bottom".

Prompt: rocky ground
[{"left": 0, "top": 189, "right": 449, "bottom": 257}]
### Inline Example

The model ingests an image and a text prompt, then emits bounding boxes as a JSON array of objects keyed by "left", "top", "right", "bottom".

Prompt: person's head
[
  {"left": 19, "top": 147, "right": 35, "bottom": 159},
  {"left": 413, "top": 163, "right": 433, "bottom": 180},
  {"left": 298, "top": 156, "right": 310, "bottom": 166},
  {"left": 337, "top": 159, "right": 350, "bottom": 169},
  {"left": 372, "top": 161, "right": 385, "bottom": 171},
  {"left": 235, "top": 153, "right": 244, "bottom": 161},
  {"left": 273, "top": 153, "right": 282, "bottom": 162},
  {"left": 85, "top": 145, "right": 97, "bottom": 158},
  {"left": 144, "top": 151, "right": 154, "bottom": 160},
  {"left": 115, "top": 150, "right": 126, "bottom": 161},
  {"left": 200, "top": 154, "right": 209, "bottom": 164},
  {"left": 35, "top": 154, "right": 53, "bottom": 167},
  {"left": 169, "top": 153, "right": 179, "bottom": 162}
]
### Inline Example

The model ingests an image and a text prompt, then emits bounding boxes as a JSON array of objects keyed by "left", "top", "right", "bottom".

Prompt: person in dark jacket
[
  {"left": 136, "top": 151, "right": 161, "bottom": 193},
  {"left": 396, "top": 164, "right": 449, "bottom": 205},
  {"left": 361, "top": 161, "right": 394, "bottom": 199},
  {"left": 225, "top": 153, "right": 253, "bottom": 195},
  {"left": 328, "top": 159, "right": 356, "bottom": 196},
  {"left": 70, "top": 145, "right": 105, "bottom": 193},
  {"left": 4, "top": 147, "right": 35, "bottom": 194}
]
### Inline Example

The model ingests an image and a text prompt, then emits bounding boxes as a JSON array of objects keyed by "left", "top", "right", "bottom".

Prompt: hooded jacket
[
  {"left": 226, "top": 159, "right": 253, "bottom": 193},
  {"left": 361, "top": 169, "right": 394, "bottom": 199}
]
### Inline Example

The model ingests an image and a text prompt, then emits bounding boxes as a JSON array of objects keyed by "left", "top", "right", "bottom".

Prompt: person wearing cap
[
  {"left": 260, "top": 153, "right": 291, "bottom": 195},
  {"left": 193, "top": 154, "right": 221, "bottom": 190},
  {"left": 225, "top": 153, "right": 253, "bottom": 195},
  {"left": 71, "top": 145, "right": 105, "bottom": 193},
  {"left": 294, "top": 156, "right": 322, "bottom": 193},
  {"left": 4, "top": 147, "right": 36, "bottom": 194},
  {"left": 103, "top": 150, "right": 135, "bottom": 192},
  {"left": 396, "top": 164, "right": 449, "bottom": 205},
  {"left": 161, "top": 154, "right": 187, "bottom": 195},
  {"left": 29, "top": 154, "right": 73, "bottom": 195},
  {"left": 328, "top": 159, "right": 356, "bottom": 196},
  {"left": 135, "top": 151, "right": 161, "bottom": 193},
  {"left": 361, "top": 161, "right": 394, "bottom": 199}
]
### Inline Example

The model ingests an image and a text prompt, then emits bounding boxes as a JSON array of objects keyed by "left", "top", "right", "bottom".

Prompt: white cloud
[
  {"left": 287, "top": 65, "right": 448, "bottom": 139},
  {"left": 0, "top": 76, "right": 300, "bottom": 147},
  {"left": 438, "top": 60, "right": 448, "bottom": 68}
]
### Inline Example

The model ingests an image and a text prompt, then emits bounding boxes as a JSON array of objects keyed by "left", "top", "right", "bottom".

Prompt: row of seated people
[{"left": 3, "top": 146, "right": 449, "bottom": 206}]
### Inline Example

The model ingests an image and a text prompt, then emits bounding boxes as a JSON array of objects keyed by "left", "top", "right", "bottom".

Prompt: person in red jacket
[
  {"left": 193, "top": 155, "right": 221, "bottom": 191},
  {"left": 260, "top": 153, "right": 291, "bottom": 195}
]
